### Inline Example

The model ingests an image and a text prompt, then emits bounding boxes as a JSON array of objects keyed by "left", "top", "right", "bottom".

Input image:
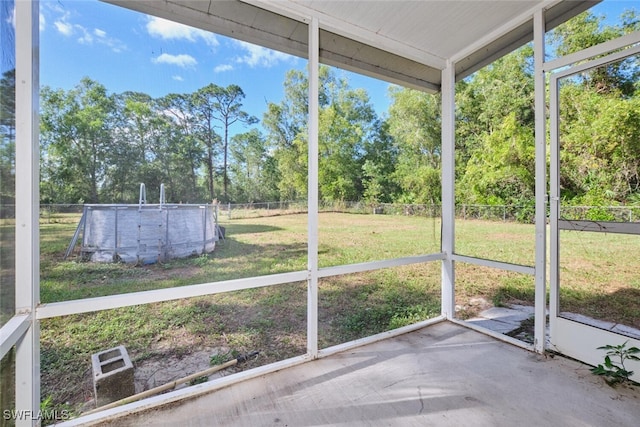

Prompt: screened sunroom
[{"left": 2, "top": 1, "right": 640, "bottom": 426}]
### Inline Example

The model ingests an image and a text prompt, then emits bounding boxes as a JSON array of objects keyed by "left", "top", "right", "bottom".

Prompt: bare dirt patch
[{"left": 78, "top": 346, "right": 234, "bottom": 413}]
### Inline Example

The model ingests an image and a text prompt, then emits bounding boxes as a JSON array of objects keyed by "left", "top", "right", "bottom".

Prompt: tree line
[{"left": 1, "top": 11, "right": 639, "bottom": 215}]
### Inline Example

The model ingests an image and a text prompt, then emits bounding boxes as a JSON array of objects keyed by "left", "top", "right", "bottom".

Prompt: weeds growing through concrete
[{"left": 591, "top": 341, "right": 640, "bottom": 386}]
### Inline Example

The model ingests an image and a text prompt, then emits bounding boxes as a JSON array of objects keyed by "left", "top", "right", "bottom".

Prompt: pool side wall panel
[{"left": 80, "top": 204, "right": 217, "bottom": 263}]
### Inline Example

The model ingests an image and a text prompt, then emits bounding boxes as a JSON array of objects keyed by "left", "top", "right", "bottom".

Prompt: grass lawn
[{"left": 33, "top": 211, "right": 640, "bottom": 417}]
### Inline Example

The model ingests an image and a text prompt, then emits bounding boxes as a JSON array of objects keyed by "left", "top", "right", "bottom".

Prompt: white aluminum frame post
[
  {"left": 533, "top": 9, "right": 547, "bottom": 354},
  {"left": 440, "top": 61, "right": 455, "bottom": 319},
  {"left": 307, "top": 16, "right": 320, "bottom": 359},
  {"left": 14, "top": 0, "right": 41, "bottom": 425}
]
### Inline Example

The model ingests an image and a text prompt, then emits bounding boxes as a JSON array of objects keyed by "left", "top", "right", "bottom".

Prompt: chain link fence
[
  {"left": 219, "top": 201, "right": 640, "bottom": 224},
  {"left": 218, "top": 201, "right": 309, "bottom": 220},
  {"left": 39, "top": 204, "right": 85, "bottom": 224},
  {"left": 19, "top": 203, "right": 640, "bottom": 224},
  {"left": 220, "top": 201, "right": 523, "bottom": 221},
  {"left": 559, "top": 205, "right": 640, "bottom": 222}
]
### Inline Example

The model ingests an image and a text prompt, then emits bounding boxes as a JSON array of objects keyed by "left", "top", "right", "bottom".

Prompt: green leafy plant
[{"left": 591, "top": 341, "right": 640, "bottom": 386}]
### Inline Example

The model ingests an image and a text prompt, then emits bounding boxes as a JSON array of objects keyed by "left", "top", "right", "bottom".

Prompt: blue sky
[
  {"left": 39, "top": 0, "right": 392, "bottom": 127},
  {"left": 39, "top": 0, "right": 637, "bottom": 128}
]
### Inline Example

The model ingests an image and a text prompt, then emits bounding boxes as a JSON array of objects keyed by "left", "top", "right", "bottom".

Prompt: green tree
[
  {"left": 156, "top": 93, "right": 206, "bottom": 202},
  {"left": 387, "top": 86, "right": 441, "bottom": 204},
  {"left": 558, "top": 83, "right": 640, "bottom": 204},
  {"left": 40, "top": 78, "right": 116, "bottom": 203},
  {"left": 455, "top": 45, "right": 534, "bottom": 170},
  {"left": 191, "top": 87, "right": 221, "bottom": 201},
  {"left": 361, "top": 120, "right": 399, "bottom": 204},
  {"left": 452, "top": 9, "right": 640, "bottom": 210},
  {"left": 318, "top": 81, "right": 375, "bottom": 201},
  {"left": 459, "top": 113, "right": 535, "bottom": 206},
  {"left": 263, "top": 69, "right": 309, "bottom": 201},
  {"left": 229, "top": 129, "right": 279, "bottom": 202},
  {"left": 264, "top": 66, "right": 377, "bottom": 202},
  {"left": 98, "top": 91, "right": 207, "bottom": 204},
  {"left": 551, "top": 9, "right": 640, "bottom": 206},
  {"left": 192, "top": 84, "right": 256, "bottom": 201},
  {"left": 104, "top": 91, "right": 163, "bottom": 202}
]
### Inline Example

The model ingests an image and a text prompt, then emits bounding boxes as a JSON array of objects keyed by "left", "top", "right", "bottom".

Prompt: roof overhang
[{"left": 104, "top": 0, "right": 600, "bottom": 93}]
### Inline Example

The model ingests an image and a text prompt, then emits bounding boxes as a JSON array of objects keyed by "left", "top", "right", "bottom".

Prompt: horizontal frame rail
[
  {"left": 0, "top": 314, "right": 31, "bottom": 360},
  {"left": 559, "top": 220, "right": 640, "bottom": 235},
  {"left": 544, "top": 31, "right": 640, "bottom": 72},
  {"left": 318, "top": 253, "right": 445, "bottom": 278},
  {"left": 452, "top": 254, "right": 535, "bottom": 276},
  {"left": 37, "top": 254, "right": 447, "bottom": 320},
  {"left": 36, "top": 271, "right": 308, "bottom": 319}
]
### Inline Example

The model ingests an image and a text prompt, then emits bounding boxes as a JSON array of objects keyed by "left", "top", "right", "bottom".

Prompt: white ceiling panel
[{"left": 297, "top": 0, "right": 539, "bottom": 59}]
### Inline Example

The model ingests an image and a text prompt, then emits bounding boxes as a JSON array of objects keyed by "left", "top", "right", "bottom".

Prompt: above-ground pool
[{"left": 68, "top": 203, "right": 220, "bottom": 264}]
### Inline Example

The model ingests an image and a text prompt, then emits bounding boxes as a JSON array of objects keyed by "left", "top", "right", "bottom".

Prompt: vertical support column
[
  {"left": 548, "top": 73, "right": 560, "bottom": 351},
  {"left": 440, "top": 61, "right": 456, "bottom": 319},
  {"left": 533, "top": 10, "right": 547, "bottom": 354},
  {"left": 307, "top": 17, "right": 320, "bottom": 358},
  {"left": 14, "top": 0, "right": 40, "bottom": 425}
]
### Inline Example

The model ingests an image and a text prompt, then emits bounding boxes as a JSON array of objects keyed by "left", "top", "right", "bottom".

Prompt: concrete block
[{"left": 92, "top": 345, "right": 135, "bottom": 407}]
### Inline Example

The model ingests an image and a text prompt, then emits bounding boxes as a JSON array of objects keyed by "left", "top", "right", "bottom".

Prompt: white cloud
[
  {"left": 40, "top": 1, "right": 66, "bottom": 32},
  {"left": 214, "top": 64, "right": 234, "bottom": 73},
  {"left": 234, "top": 40, "right": 294, "bottom": 68},
  {"left": 98, "top": 32, "right": 127, "bottom": 53},
  {"left": 146, "top": 16, "right": 218, "bottom": 47},
  {"left": 172, "top": 75, "right": 184, "bottom": 82},
  {"left": 77, "top": 26, "right": 93, "bottom": 44},
  {"left": 49, "top": 9, "right": 125, "bottom": 53},
  {"left": 54, "top": 19, "right": 73, "bottom": 36},
  {"left": 153, "top": 53, "right": 197, "bottom": 68}
]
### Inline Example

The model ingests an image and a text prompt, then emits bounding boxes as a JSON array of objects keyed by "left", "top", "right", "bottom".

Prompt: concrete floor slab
[
  {"left": 467, "top": 305, "right": 534, "bottom": 335},
  {"left": 464, "top": 318, "right": 521, "bottom": 334},
  {"left": 94, "top": 321, "right": 640, "bottom": 427}
]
